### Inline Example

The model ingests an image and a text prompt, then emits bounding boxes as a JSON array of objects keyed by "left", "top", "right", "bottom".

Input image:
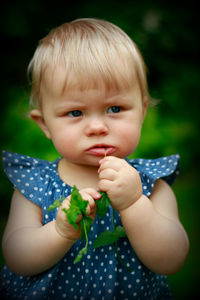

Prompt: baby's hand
[
  {"left": 98, "top": 156, "right": 143, "bottom": 211},
  {"left": 56, "top": 188, "right": 100, "bottom": 240}
]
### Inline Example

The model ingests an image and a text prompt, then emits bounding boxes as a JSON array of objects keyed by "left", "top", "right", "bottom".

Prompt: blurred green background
[{"left": 0, "top": 0, "right": 199, "bottom": 299}]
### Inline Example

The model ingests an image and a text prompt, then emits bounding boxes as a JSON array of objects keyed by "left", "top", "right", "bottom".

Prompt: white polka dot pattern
[{"left": 0, "top": 151, "right": 179, "bottom": 299}]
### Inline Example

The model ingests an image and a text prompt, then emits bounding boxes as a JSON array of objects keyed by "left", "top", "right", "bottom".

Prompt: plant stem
[
  {"left": 83, "top": 218, "right": 89, "bottom": 250},
  {"left": 112, "top": 208, "right": 134, "bottom": 272},
  {"left": 74, "top": 218, "right": 89, "bottom": 263},
  {"left": 112, "top": 208, "right": 116, "bottom": 230},
  {"left": 114, "top": 241, "right": 134, "bottom": 272}
]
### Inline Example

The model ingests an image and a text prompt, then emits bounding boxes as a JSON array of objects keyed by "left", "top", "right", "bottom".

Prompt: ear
[
  {"left": 142, "top": 96, "right": 148, "bottom": 119},
  {"left": 30, "top": 109, "right": 51, "bottom": 139}
]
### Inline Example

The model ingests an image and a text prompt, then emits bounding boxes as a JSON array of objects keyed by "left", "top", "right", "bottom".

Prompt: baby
[{"left": 0, "top": 18, "right": 189, "bottom": 299}]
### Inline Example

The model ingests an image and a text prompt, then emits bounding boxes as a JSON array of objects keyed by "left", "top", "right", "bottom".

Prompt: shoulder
[
  {"left": 126, "top": 154, "right": 180, "bottom": 180},
  {"left": 150, "top": 179, "right": 179, "bottom": 220},
  {"left": 2, "top": 151, "right": 61, "bottom": 207},
  {"left": 126, "top": 154, "right": 180, "bottom": 197}
]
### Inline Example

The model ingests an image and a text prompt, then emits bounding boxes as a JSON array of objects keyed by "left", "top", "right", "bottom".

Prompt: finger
[
  {"left": 99, "top": 155, "right": 118, "bottom": 164},
  {"left": 80, "top": 188, "right": 101, "bottom": 200},
  {"left": 61, "top": 197, "right": 83, "bottom": 223},
  {"left": 60, "top": 197, "right": 71, "bottom": 210},
  {"left": 98, "top": 168, "right": 117, "bottom": 181},
  {"left": 78, "top": 191, "right": 97, "bottom": 215},
  {"left": 98, "top": 157, "right": 123, "bottom": 172},
  {"left": 98, "top": 178, "right": 114, "bottom": 193}
]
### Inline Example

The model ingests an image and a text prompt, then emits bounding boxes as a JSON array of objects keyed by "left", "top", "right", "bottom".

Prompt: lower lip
[{"left": 87, "top": 147, "right": 115, "bottom": 156}]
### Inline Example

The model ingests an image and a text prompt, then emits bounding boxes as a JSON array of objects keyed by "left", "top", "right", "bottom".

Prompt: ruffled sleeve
[
  {"left": 127, "top": 154, "right": 180, "bottom": 197},
  {"left": 2, "top": 150, "right": 57, "bottom": 207}
]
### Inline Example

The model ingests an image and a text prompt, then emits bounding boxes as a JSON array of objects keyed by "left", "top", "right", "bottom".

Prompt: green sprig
[
  {"left": 47, "top": 152, "right": 133, "bottom": 271},
  {"left": 47, "top": 185, "right": 93, "bottom": 263},
  {"left": 96, "top": 191, "right": 111, "bottom": 218},
  {"left": 62, "top": 186, "right": 93, "bottom": 262},
  {"left": 47, "top": 197, "right": 62, "bottom": 211},
  {"left": 74, "top": 219, "right": 89, "bottom": 263}
]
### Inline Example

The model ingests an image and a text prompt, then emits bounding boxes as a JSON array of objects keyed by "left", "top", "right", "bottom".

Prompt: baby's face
[{"left": 34, "top": 70, "right": 147, "bottom": 167}]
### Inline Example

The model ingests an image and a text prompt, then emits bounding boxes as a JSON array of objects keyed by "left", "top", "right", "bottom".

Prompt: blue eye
[
  {"left": 67, "top": 110, "right": 82, "bottom": 117},
  {"left": 107, "top": 106, "right": 121, "bottom": 113}
]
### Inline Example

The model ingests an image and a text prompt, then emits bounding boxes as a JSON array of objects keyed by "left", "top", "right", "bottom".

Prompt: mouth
[{"left": 86, "top": 144, "right": 116, "bottom": 156}]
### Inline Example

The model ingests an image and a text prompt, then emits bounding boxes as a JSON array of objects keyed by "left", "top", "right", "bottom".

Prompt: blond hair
[{"left": 28, "top": 18, "right": 149, "bottom": 108}]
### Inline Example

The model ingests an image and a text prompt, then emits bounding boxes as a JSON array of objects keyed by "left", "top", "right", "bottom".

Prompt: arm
[
  {"left": 120, "top": 179, "right": 189, "bottom": 275},
  {"left": 98, "top": 156, "right": 189, "bottom": 275},
  {"left": 2, "top": 188, "right": 98, "bottom": 276}
]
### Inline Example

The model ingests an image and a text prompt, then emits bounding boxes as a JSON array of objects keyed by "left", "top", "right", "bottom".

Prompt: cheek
[
  {"left": 115, "top": 123, "right": 141, "bottom": 153},
  {"left": 50, "top": 128, "right": 79, "bottom": 157}
]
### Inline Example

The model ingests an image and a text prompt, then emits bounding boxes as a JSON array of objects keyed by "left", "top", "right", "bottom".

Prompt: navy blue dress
[{"left": 0, "top": 151, "right": 180, "bottom": 299}]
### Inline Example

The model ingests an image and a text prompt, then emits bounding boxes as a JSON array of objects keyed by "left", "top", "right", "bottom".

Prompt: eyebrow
[
  {"left": 54, "top": 92, "right": 131, "bottom": 114},
  {"left": 104, "top": 94, "right": 130, "bottom": 103},
  {"left": 55, "top": 102, "right": 86, "bottom": 112}
]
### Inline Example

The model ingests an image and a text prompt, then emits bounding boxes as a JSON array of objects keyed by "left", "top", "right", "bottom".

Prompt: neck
[{"left": 58, "top": 158, "right": 100, "bottom": 190}]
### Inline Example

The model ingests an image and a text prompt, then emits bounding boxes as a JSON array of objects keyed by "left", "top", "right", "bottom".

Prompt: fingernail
[{"left": 95, "top": 192, "right": 101, "bottom": 199}]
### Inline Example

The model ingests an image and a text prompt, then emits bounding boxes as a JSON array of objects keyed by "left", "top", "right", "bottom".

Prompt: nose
[{"left": 85, "top": 116, "right": 109, "bottom": 136}]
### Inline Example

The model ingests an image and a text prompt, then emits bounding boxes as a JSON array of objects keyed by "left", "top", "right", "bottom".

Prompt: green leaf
[
  {"left": 62, "top": 207, "right": 81, "bottom": 230},
  {"left": 93, "top": 226, "right": 127, "bottom": 248},
  {"left": 96, "top": 191, "right": 111, "bottom": 218},
  {"left": 114, "top": 226, "right": 127, "bottom": 239},
  {"left": 47, "top": 197, "right": 62, "bottom": 211},
  {"left": 93, "top": 230, "right": 117, "bottom": 248},
  {"left": 70, "top": 185, "right": 89, "bottom": 215},
  {"left": 62, "top": 185, "right": 90, "bottom": 230}
]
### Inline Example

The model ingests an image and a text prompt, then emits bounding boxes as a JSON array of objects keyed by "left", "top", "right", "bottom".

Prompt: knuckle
[{"left": 98, "top": 180, "right": 104, "bottom": 191}]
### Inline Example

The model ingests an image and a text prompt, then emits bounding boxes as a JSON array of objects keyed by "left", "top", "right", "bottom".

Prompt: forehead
[
  {"left": 41, "top": 65, "right": 67, "bottom": 98},
  {"left": 40, "top": 61, "right": 140, "bottom": 101},
  {"left": 40, "top": 66, "right": 144, "bottom": 112}
]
